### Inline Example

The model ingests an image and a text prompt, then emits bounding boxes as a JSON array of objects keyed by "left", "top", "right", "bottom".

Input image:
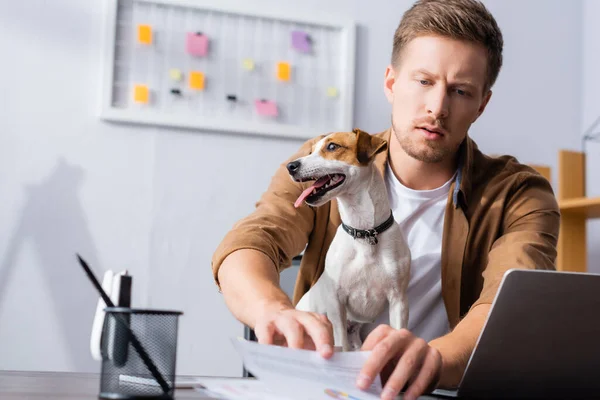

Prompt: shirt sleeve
[
  {"left": 210, "top": 136, "right": 322, "bottom": 289},
  {"left": 470, "top": 172, "right": 561, "bottom": 310}
]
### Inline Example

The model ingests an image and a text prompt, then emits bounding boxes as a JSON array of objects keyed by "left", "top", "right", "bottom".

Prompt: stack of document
[{"left": 195, "top": 338, "right": 384, "bottom": 400}]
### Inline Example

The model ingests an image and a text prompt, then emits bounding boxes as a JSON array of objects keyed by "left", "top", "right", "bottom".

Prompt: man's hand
[
  {"left": 217, "top": 249, "right": 334, "bottom": 360},
  {"left": 356, "top": 325, "right": 442, "bottom": 400},
  {"left": 253, "top": 304, "right": 335, "bottom": 359}
]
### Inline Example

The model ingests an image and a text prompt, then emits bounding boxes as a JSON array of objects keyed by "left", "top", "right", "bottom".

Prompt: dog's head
[{"left": 287, "top": 129, "right": 387, "bottom": 208}]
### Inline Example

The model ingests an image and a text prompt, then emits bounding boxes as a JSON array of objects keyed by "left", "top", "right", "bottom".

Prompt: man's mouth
[
  {"left": 294, "top": 174, "right": 346, "bottom": 208},
  {"left": 417, "top": 126, "right": 446, "bottom": 139}
]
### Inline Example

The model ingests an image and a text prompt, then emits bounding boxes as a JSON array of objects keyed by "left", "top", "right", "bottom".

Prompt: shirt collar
[{"left": 373, "top": 127, "right": 474, "bottom": 209}]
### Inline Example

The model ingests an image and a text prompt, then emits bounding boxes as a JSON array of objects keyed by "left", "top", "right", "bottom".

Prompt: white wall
[
  {"left": 582, "top": 0, "right": 600, "bottom": 273},
  {"left": 474, "top": 1, "right": 583, "bottom": 178},
  {"left": 0, "top": 0, "right": 592, "bottom": 377}
]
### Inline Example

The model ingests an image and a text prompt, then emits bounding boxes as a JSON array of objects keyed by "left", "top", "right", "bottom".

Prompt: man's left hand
[{"left": 356, "top": 325, "right": 442, "bottom": 400}]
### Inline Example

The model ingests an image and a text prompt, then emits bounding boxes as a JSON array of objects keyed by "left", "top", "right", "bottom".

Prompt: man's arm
[
  {"left": 212, "top": 137, "right": 316, "bottom": 320},
  {"left": 428, "top": 303, "right": 490, "bottom": 388},
  {"left": 218, "top": 249, "right": 293, "bottom": 329},
  {"left": 431, "top": 171, "right": 560, "bottom": 388},
  {"left": 212, "top": 135, "right": 334, "bottom": 357},
  {"left": 218, "top": 249, "right": 333, "bottom": 356},
  {"left": 357, "top": 170, "right": 560, "bottom": 400}
]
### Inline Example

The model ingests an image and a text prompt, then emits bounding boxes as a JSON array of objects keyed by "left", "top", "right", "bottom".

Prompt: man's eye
[
  {"left": 455, "top": 88, "right": 468, "bottom": 96},
  {"left": 327, "top": 143, "right": 340, "bottom": 151},
  {"left": 419, "top": 80, "right": 430, "bottom": 85}
]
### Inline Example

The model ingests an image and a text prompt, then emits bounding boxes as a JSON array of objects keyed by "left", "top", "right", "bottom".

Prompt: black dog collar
[{"left": 341, "top": 211, "right": 395, "bottom": 245}]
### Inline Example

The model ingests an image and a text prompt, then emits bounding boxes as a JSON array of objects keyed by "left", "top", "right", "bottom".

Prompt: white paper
[
  {"left": 194, "top": 377, "right": 290, "bottom": 400},
  {"left": 227, "top": 337, "right": 384, "bottom": 400}
]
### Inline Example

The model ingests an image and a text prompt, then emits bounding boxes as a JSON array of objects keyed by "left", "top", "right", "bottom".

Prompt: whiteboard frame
[{"left": 99, "top": 0, "right": 357, "bottom": 140}]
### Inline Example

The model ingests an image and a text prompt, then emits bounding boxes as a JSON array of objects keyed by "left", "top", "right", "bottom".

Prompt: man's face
[{"left": 384, "top": 35, "right": 492, "bottom": 164}]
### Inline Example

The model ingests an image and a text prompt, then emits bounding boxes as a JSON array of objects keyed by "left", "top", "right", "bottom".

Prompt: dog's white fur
[{"left": 289, "top": 132, "right": 411, "bottom": 351}]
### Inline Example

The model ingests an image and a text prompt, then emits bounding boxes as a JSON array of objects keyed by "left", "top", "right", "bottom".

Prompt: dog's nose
[{"left": 287, "top": 161, "right": 301, "bottom": 174}]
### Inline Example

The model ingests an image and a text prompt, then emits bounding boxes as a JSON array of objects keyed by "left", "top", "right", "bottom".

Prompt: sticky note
[
  {"left": 326, "top": 87, "right": 338, "bottom": 97},
  {"left": 242, "top": 59, "right": 255, "bottom": 71},
  {"left": 137, "top": 24, "right": 152, "bottom": 45},
  {"left": 255, "top": 99, "right": 278, "bottom": 117},
  {"left": 189, "top": 71, "right": 205, "bottom": 90},
  {"left": 186, "top": 32, "right": 209, "bottom": 57},
  {"left": 277, "top": 62, "right": 291, "bottom": 81},
  {"left": 291, "top": 30, "right": 312, "bottom": 53},
  {"left": 169, "top": 68, "right": 183, "bottom": 82},
  {"left": 133, "top": 84, "right": 149, "bottom": 103}
]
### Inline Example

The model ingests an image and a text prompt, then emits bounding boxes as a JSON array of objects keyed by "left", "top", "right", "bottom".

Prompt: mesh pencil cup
[{"left": 98, "top": 307, "right": 183, "bottom": 400}]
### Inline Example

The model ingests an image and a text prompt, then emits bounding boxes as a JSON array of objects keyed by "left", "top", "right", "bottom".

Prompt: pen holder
[{"left": 99, "top": 307, "right": 183, "bottom": 400}]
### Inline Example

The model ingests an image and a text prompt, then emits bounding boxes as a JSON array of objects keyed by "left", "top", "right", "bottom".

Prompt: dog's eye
[{"left": 327, "top": 142, "right": 340, "bottom": 151}]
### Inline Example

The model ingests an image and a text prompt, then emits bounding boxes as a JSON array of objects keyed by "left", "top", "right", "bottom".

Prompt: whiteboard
[{"left": 100, "top": 0, "right": 357, "bottom": 140}]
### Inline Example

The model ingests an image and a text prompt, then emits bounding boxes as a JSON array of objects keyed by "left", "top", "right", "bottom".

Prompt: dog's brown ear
[{"left": 355, "top": 128, "right": 387, "bottom": 164}]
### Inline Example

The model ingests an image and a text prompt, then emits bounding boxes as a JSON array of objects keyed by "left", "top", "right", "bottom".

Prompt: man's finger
[
  {"left": 297, "top": 313, "right": 334, "bottom": 358},
  {"left": 402, "top": 347, "right": 442, "bottom": 400},
  {"left": 356, "top": 328, "right": 409, "bottom": 390},
  {"left": 254, "top": 321, "right": 275, "bottom": 345},
  {"left": 317, "top": 313, "right": 330, "bottom": 324},
  {"left": 274, "top": 315, "right": 305, "bottom": 349},
  {"left": 380, "top": 338, "right": 428, "bottom": 400},
  {"left": 360, "top": 324, "right": 393, "bottom": 351}
]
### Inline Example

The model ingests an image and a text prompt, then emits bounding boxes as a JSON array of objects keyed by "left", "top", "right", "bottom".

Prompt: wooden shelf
[
  {"left": 550, "top": 150, "right": 590, "bottom": 272},
  {"left": 526, "top": 151, "right": 594, "bottom": 272},
  {"left": 559, "top": 197, "right": 600, "bottom": 218}
]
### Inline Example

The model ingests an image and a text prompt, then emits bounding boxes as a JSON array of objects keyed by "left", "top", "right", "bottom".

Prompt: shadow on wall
[{"left": 0, "top": 157, "right": 101, "bottom": 372}]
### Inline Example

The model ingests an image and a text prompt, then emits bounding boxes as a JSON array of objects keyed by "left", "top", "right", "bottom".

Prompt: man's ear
[
  {"left": 355, "top": 128, "right": 388, "bottom": 164},
  {"left": 383, "top": 65, "right": 396, "bottom": 104}
]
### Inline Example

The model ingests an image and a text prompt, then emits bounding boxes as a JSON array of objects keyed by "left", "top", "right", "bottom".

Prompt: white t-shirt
[{"left": 360, "top": 161, "right": 455, "bottom": 343}]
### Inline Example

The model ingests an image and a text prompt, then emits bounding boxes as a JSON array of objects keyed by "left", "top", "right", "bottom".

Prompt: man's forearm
[
  {"left": 429, "top": 304, "right": 492, "bottom": 388},
  {"left": 217, "top": 249, "right": 293, "bottom": 328}
]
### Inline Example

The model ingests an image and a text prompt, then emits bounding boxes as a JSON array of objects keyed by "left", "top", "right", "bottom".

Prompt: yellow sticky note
[
  {"left": 189, "top": 71, "right": 205, "bottom": 90},
  {"left": 242, "top": 59, "right": 255, "bottom": 71},
  {"left": 133, "top": 84, "right": 149, "bottom": 103},
  {"left": 169, "top": 68, "right": 183, "bottom": 82},
  {"left": 277, "top": 62, "right": 291, "bottom": 81},
  {"left": 138, "top": 24, "right": 152, "bottom": 45},
  {"left": 326, "top": 87, "right": 338, "bottom": 97}
]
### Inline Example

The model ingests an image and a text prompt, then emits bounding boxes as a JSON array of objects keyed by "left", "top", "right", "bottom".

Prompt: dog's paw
[
  {"left": 346, "top": 321, "right": 363, "bottom": 351},
  {"left": 346, "top": 321, "right": 360, "bottom": 336},
  {"left": 349, "top": 340, "right": 362, "bottom": 352}
]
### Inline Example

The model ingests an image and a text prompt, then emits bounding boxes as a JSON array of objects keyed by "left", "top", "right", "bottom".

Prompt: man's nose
[
  {"left": 427, "top": 88, "right": 449, "bottom": 119},
  {"left": 287, "top": 160, "right": 301, "bottom": 174}
]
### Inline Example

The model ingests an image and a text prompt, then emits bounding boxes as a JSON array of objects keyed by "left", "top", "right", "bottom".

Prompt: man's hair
[{"left": 392, "top": 0, "right": 504, "bottom": 92}]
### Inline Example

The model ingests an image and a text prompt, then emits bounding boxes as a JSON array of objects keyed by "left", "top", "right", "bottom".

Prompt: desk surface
[
  {"left": 0, "top": 370, "right": 448, "bottom": 399},
  {"left": 0, "top": 370, "right": 218, "bottom": 400}
]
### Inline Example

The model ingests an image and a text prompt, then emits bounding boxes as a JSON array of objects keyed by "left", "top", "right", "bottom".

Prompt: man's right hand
[
  {"left": 253, "top": 304, "right": 335, "bottom": 359},
  {"left": 216, "top": 249, "right": 334, "bottom": 358}
]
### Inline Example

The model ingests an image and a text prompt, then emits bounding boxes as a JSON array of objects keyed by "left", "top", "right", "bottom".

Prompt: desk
[
  {"left": 0, "top": 370, "right": 217, "bottom": 400},
  {"left": 0, "top": 370, "right": 449, "bottom": 399}
]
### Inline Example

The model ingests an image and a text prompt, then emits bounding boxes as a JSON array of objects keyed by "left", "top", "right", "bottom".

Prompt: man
[{"left": 211, "top": 0, "right": 560, "bottom": 399}]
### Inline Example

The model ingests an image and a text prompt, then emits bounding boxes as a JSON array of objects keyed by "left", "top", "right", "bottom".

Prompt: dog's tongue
[{"left": 294, "top": 176, "right": 330, "bottom": 208}]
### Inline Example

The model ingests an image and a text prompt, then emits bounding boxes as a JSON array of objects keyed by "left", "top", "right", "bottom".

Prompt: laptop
[{"left": 432, "top": 268, "right": 600, "bottom": 399}]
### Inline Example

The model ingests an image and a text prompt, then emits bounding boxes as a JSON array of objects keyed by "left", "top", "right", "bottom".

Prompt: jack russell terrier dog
[{"left": 287, "top": 129, "right": 411, "bottom": 351}]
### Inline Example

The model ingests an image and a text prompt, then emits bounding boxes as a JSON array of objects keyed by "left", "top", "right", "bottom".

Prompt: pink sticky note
[
  {"left": 255, "top": 99, "right": 278, "bottom": 117},
  {"left": 291, "top": 30, "right": 312, "bottom": 53},
  {"left": 186, "top": 32, "right": 209, "bottom": 56}
]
